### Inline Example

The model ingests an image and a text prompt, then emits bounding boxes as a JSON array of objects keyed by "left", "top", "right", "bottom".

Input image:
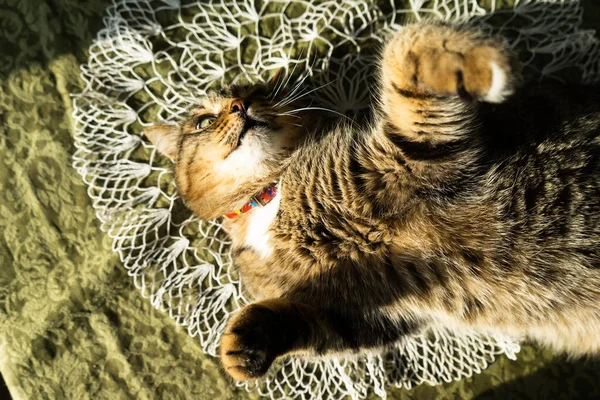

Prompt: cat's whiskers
[
  {"left": 273, "top": 50, "right": 328, "bottom": 109},
  {"left": 270, "top": 48, "right": 306, "bottom": 103},
  {"left": 275, "top": 84, "right": 308, "bottom": 109},
  {"left": 275, "top": 113, "right": 302, "bottom": 119},
  {"left": 269, "top": 62, "right": 290, "bottom": 101},
  {"left": 287, "top": 74, "right": 311, "bottom": 98},
  {"left": 274, "top": 73, "right": 311, "bottom": 109},
  {"left": 279, "top": 106, "right": 358, "bottom": 127},
  {"left": 277, "top": 80, "right": 337, "bottom": 109}
]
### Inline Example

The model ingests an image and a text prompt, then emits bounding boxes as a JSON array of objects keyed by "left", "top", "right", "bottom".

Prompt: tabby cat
[{"left": 145, "top": 22, "right": 600, "bottom": 381}]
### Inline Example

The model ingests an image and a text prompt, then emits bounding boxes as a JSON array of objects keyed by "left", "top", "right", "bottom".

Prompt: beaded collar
[{"left": 224, "top": 184, "right": 278, "bottom": 219}]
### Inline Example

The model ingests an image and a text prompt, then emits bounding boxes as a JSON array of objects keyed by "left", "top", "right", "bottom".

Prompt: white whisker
[
  {"left": 278, "top": 80, "right": 336, "bottom": 108},
  {"left": 270, "top": 70, "right": 286, "bottom": 100},
  {"left": 280, "top": 106, "right": 356, "bottom": 126},
  {"left": 279, "top": 48, "right": 304, "bottom": 95},
  {"left": 274, "top": 73, "right": 311, "bottom": 108},
  {"left": 276, "top": 113, "right": 302, "bottom": 119}
]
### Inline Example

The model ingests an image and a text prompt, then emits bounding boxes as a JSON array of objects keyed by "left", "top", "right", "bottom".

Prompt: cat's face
[{"left": 145, "top": 81, "right": 310, "bottom": 219}]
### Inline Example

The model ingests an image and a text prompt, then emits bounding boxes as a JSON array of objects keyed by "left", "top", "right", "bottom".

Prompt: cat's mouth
[{"left": 234, "top": 116, "right": 269, "bottom": 148}]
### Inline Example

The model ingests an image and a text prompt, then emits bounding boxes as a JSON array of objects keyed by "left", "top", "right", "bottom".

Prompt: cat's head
[{"left": 145, "top": 75, "right": 319, "bottom": 220}]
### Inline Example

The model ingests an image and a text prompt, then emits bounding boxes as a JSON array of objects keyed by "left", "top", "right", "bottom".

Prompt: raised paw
[
  {"left": 220, "top": 301, "right": 291, "bottom": 381},
  {"left": 383, "top": 22, "right": 521, "bottom": 103}
]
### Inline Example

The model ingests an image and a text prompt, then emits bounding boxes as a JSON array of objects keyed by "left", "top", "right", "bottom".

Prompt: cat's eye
[{"left": 196, "top": 115, "right": 216, "bottom": 130}]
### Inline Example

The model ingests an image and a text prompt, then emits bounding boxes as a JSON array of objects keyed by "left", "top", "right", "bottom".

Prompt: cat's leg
[
  {"left": 220, "top": 299, "right": 306, "bottom": 381},
  {"left": 377, "top": 22, "right": 521, "bottom": 181},
  {"left": 220, "top": 299, "right": 422, "bottom": 381}
]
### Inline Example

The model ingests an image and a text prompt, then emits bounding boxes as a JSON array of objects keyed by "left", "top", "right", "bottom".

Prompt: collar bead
[{"left": 224, "top": 184, "right": 278, "bottom": 219}]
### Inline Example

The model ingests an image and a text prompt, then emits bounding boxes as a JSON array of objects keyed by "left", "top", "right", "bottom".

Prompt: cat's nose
[{"left": 230, "top": 99, "right": 245, "bottom": 115}]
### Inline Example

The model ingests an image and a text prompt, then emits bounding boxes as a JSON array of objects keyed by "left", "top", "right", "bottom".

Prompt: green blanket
[{"left": 1, "top": 1, "right": 599, "bottom": 399}]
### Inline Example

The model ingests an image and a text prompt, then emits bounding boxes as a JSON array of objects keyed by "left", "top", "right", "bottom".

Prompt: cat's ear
[{"left": 144, "top": 124, "right": 179, "bottom": 161}]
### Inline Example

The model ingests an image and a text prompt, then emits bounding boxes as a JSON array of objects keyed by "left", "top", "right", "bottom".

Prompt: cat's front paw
[
  {"left": 220, "top": 303, "right": 287, "bottom": 381},
  {"left": 383, "top": 22, "right": 521, "bottom": 103}
]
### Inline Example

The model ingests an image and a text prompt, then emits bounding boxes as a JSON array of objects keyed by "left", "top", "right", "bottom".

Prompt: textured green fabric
[{"left": 1, "top": 1, "right": 599, "bottom": 399}]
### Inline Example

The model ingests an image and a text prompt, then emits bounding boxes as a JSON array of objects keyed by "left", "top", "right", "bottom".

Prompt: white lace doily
[{"left": 71, "top": 1, "right": 599, "bottom": 399}]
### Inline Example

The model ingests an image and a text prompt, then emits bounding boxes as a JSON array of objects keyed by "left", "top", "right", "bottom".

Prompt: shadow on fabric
[{"left": 476, "top": 356, "right": 600, "bottom": 399}]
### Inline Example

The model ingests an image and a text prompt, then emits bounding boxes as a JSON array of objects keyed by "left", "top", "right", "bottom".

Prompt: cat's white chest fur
[{"left": 243, "top": 184, "right": 281, "bottom": 259}]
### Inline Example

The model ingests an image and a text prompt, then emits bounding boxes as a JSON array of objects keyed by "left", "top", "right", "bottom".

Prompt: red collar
[{"left": 224, "top": 184, "right": 278, "bottom": 219}]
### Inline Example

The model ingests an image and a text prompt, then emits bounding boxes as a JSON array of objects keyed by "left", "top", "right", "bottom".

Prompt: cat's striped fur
[{"left": 145, "top": 22, "right": 600, "bottom": 381}]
